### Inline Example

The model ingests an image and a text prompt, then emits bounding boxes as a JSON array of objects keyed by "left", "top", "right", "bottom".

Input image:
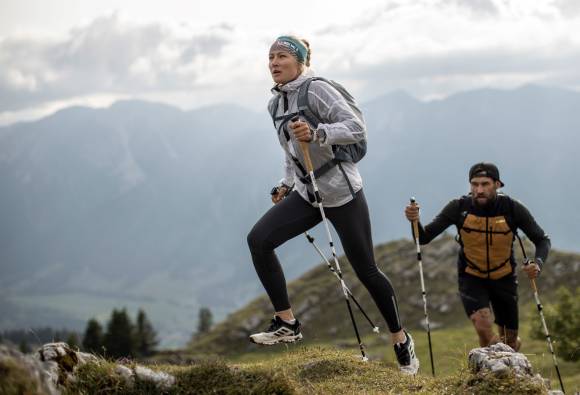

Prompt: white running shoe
[
  {"left": 249, "top": 316, "right": 303, "bottom": 345},
  {"left": 394, "top": 330, "right": 420, "bottom": 375}
]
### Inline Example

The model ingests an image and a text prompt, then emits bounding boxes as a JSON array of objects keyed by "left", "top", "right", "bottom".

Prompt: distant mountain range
[{"left": 1, "top": 84, "right": 578, "bottom": 347}]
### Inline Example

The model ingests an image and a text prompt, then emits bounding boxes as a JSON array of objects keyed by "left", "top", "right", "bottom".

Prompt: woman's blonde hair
[{"left": 293, "top": 37, "right": 311, "bottom": 67}]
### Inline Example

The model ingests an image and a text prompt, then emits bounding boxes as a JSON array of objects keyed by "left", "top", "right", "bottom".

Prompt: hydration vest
[{"left": 457, "top": 196, "right": 516, "bottom": 280}]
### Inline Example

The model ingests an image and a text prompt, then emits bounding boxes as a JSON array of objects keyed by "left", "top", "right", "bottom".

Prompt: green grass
[
  {"left": 223, "top": 310, "right": 579, "bottom": 393},
  {"left": 63, "top": 358, "right": 295, "bottom": 395},
  {"left": 7, "top": 307, "right": 569, "bottom": 395},
  {"left": 60, "top": 346, "right": 555, "bottom": 394}
]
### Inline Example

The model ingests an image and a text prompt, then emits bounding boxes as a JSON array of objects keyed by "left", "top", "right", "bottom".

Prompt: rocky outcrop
[
  {"left": 0, "top": 344, "right": 60, "bottom": 395},
  {"left": 468, "top": 343, "right": 535, "bottom": 377},
  {"left": 468, "top": 343, "right": 564, "bottom": 394},
  {"left": 38, "top": 342, "right": 98, "bottom": 386},
  {"left": 1, "top": 342, "right": 176, "bottom": 394}
]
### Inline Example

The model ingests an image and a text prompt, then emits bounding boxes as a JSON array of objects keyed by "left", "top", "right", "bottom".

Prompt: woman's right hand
[
  {"left": 405, "top": 204, "right": 420, "bottom": 222},
  {"left": 289, "top": 119, "right": 313, "bottom": 142},
  {"left": 271, "top": 186, "right": 289, "bottom": 204}
]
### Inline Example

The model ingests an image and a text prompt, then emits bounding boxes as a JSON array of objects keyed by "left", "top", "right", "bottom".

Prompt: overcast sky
[{"left": 1, "top": 0, "right": 579, "bottom": 125}]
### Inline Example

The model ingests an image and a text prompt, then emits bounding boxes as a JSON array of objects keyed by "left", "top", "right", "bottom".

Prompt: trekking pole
[
  {"left": 296, "top": 119, "right": 368, "bottom": 362},
  {"left": 410, "top": 197, "right": 435, "bottom": 376},
  {"left": 304, "top": 231, "right": 380, "bottom": 333},
  {"left": 516, "top": 234, "right": 565, "bottom": 393}
]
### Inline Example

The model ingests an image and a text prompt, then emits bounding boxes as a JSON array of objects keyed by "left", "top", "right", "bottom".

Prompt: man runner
[{"left": 404, "top": 162, "right": 550, "bottom": 351}]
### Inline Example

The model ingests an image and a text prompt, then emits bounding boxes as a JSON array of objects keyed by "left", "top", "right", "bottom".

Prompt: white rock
[
  {"left": 468, "top": 343, "right": 534, "bottom": 377},
  {"left": 0, "top": 344, "right": 61, "bottom": 395},
  {"left": 77, "top": 351, "right": 99, "bottom": 364},
  {"left": 5, "top": 342, "right": 176, "bottom": 393},
  {"left": 43, "top": 360, "right": 61, "bottom": 385},
  {"left": 114, "top": 365, "right": 135, "bottom": 388},
  {"left": 39, "top": 342, "right": 69, "bottom": 361},
  {"left": 134, "top": 365, "right": 176, "bottom": 390}
]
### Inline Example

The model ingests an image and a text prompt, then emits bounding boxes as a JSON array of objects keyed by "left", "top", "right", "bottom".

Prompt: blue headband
[{"left": 270, "top": 36, "right": 308, "bottom": 64}]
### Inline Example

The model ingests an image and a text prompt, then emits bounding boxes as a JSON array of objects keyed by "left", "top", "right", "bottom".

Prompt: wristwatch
[
  {"left": 314, "top": 128, "right": 327, "bottom": 143},
  {"left": 270, "top": 183, "right": 293, "bottom": 197}
]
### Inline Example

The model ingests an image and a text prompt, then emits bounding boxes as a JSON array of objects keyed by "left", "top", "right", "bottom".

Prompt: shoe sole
[
  {"left": 399, "top": 358, "right": 420, "bottom": 375},
  {"left": 397, "top": 332, "right": 420, "bottom": 375},
  {"left": 249, "top": 333, "right": 303, "bottom": 346}
]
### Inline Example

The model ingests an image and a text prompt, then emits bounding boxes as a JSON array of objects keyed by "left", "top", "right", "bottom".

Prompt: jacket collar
[{"left": 271, "top": 69, "right": 315, "bottom": 96}]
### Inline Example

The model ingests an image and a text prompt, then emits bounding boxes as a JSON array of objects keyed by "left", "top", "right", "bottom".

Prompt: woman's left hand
[{"left": 289, "top": 119, "right": 313, "bottom": 142}]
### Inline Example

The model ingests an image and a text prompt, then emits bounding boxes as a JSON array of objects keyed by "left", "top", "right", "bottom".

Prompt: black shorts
[{"left": 458, "top": 273, "right": 519, "bottom": 330}]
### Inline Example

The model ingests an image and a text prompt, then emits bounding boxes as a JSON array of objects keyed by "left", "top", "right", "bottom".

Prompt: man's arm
[
  {"left": 513, "top": 199, "right": 551, "bottom": 265},
  {"left": 406, "top": 199, "right": 461, "bottom": 244}
]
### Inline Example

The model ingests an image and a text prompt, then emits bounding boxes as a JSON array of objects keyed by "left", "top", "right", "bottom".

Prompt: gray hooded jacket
[{"left": 268, "top": 72, "right": 366, "bottom": 207}]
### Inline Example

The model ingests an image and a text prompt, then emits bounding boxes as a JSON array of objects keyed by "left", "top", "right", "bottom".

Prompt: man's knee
[
  {"left": 470, "top": 308, "right": 493, "bottom": 328},
  {"left": 470, "top": 308, "right": 499, "bottom": 346}
]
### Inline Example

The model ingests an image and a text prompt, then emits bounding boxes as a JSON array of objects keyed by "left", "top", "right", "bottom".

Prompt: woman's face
[{"left": 269, "top": 50, "right": 302, "bottom": 84}]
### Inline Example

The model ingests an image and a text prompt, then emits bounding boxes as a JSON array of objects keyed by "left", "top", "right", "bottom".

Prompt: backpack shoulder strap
[
  {"left": 297, "top": 77, "right": 324, "bottom": 128},
  {"left": 454, "top": 195, "right": 472, "bottom": 245},
  {"left": 269, "top": 87, "right": 293, "bottom": 125},
  {"left": 500, "top": 194, "right": 517, "bottom": 232},
  {"left": 457, "top": 195, "right": 472, "bottom": 230}
]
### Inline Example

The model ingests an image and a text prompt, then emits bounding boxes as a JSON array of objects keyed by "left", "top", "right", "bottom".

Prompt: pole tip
[
  {"left": 373, "top": 327, "right": 380, "bottom": 333},
  {"left": 410, "top": 197, "right": 416, "bottom": 204}
]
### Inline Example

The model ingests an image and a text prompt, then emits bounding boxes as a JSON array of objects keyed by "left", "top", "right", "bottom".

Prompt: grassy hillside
[
  {"left": 184, "top": 236, "right": 579, "bottom": 392},
  {"left": 190, "top": 236, "right": 579, "bottom": 354},
  {"left": 62, "top": 346, "right": 554, "bottom": 394}
]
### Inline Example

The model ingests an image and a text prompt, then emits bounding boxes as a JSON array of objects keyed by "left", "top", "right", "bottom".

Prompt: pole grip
[
  {"left": 300, "top": 141, "right": 314, "bottom": 173},
  {"left": 410, "top": 197, "right": 419, "bottom": 238},
  {"left": 292, "top": 116, "right": 314, "bottom": 173}
]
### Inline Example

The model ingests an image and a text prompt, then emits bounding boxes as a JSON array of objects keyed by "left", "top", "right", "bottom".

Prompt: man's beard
[{"left": 473, "top": 194, "right": 496, "bottom": 208}]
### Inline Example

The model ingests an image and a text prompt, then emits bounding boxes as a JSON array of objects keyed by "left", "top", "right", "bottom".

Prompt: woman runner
[{"left": 247, "top": 35, "right": 419, "bottom": 374}]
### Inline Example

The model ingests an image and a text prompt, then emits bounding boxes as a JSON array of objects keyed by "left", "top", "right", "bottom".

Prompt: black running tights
[{"left": 247, "top": 190, "right": 403, "bottom": 333}]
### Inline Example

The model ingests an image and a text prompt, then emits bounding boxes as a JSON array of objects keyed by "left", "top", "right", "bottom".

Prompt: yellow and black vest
[{"left": 458, "top": 199, "right": 515, "bottom": 280}]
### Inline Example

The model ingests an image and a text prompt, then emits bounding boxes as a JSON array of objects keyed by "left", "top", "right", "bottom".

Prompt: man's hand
[
  {"left": 405, "top": 203, "right": 420, "bottom": 222},
  {"left": 271, "top": 186, "right": 289, "bottom": 204},
  {"left": 522, "top": 260, "right": 541, "bottom": 279},
  {"left": 289, "top": 119, "right": 313, "bottom": 142}
]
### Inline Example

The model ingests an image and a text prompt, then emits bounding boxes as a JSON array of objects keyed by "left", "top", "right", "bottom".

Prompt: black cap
[{"left": 469, "top": 162, "right": 504, "bottom": 187}]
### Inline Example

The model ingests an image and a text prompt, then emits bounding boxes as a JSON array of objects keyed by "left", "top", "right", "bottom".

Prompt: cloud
[
  {"left": 440, "top": 0, "right": 500, "bottom": 16},
  {"left": 305, "top": 0, "right": 580, "bottom": 101},
  {"left": 1, "top": 1, "right": 579, "bottom": 122},
  {"left": 552, "top": 0, "right": 580, "bottom": 17},
  {"left": 0, "top": 13, "right": 233, "bottom": 111},
  {"left": 339, "top": 45, "right": 580, "bottom": 101}
]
